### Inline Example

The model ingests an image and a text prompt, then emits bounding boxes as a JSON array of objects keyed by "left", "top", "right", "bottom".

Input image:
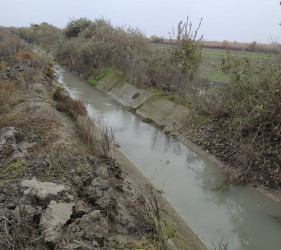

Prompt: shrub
[
  {"left": 171, "top": 17, "right": 203, "bottom": 78},
  {"left": 150, "top": 35, "right": 164, "bottom": 43},
  {"left": 196, "top": 53, "right": 281, "bottom": 187},
  {"left": 53, "top": 17, "right": 203, "bottom": 96},
  {"left": 222, "top": 40, "right": 229, "bottom": 49},
  {"left": 12, "top": 23, "right": 61, "bottom": 50},
  {"left": 64, "top": 18, "right": 94, "bottom": 38},
  {"left": 247, "top": 41, "right": 257, "bottom": 51},
  {"left": 0, "top": 29, "right": 28, "bottom": 57}
]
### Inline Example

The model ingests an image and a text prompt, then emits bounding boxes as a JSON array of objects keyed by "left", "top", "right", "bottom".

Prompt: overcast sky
[{"left": 0, "top": 0, "right": 280, "bottom": 43}]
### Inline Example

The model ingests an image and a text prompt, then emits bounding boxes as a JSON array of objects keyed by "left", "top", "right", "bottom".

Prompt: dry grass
[
  {"left": 0, "top": 29, "right": 28, "bottom": 57},
  {"left": 0, "top": 112, "right": 53, "bottom": 135},
  {"left": 77, "top": 115, "right": 115, "bottom": 158},
  {"left": 135, "top": 184, "right": 176, "bottom": 249},
  {"left": 0, "top": 207, "right": 41, "bottom": 249},
  {"left": 0, "top": 80, "right": 16, "bottom": 112},
  {"left": 15, "top": 50, "right": 49, "bottom": 70},
  {"left": 52, "top": 88, "right": 115, "bottom": 158},
  {"left": 53, "top": 87, "right": 87, "bottom": 119}
]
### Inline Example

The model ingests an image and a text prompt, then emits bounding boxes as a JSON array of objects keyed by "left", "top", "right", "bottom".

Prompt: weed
[
  {"left": 142, "top": 118, "right": 155, "bottom": 125},
  {"left": 90, "top": 78, "right": 97, "bottom": 85},
  {"left": 94, "top": 115, "right": 115, "bottom": 158},
  {"left": 0, "top": 160, "right": 30, "bottom": 182},
  {"left": 0, "top": 207, "right": 41, "bottom": 249},
  {"left": 77, "top": 115, "right": 115, "bottom": 158},
  {"left": 136, "top": 184, "right": 176, "bottom": 249},
  {"left": 0, "top": 112, "right": 53, "bottom": 135},
  {"left": 211, "top": 238, "right": 228, "bottom": 250},
  {"left": 77, "top": 116, "right": 98, "bottom": 151},
  {"left": 0, "top": 61, "right": 7, "bottom": 70}
]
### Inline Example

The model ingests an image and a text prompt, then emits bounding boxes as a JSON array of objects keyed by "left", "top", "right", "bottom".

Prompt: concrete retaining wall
[{"left": 96, "top": 77, "right": 192, "bottom": 136}]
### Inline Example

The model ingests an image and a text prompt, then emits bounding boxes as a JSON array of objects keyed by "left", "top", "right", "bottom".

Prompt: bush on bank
[
  {"left": 195, "top": 53, "right": 281, "bottom": 188},
  {"left": 53, "top": 18, "right": 203, "bottom": 96}
]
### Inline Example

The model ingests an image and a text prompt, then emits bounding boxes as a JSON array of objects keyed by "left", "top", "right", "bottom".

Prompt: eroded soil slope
[{"left": 0, "top": 31, "right": 171, "bottom": 249}]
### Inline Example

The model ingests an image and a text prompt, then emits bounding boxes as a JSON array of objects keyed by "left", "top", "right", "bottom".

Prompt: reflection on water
[{"left": 57, "top": 68, "right": 281, "bottom": 250}]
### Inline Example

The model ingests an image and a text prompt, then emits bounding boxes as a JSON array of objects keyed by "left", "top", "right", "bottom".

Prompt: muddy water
[{"left": 57, "top": 68, "right": 281, "bottom": 250}]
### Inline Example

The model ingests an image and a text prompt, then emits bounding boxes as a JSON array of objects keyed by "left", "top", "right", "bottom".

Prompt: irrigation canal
[{"left": 56, "top": 67, "right": 281, "bottom": 250}]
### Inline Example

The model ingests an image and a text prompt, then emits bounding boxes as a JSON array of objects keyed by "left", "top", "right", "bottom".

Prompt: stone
[
  {"left": 21, "top": 178, "right": 67, "bottom": 201},
  {"left": 40, "top": 200, "right": 74, "bottom": 244},
  {"left": 84, "top": 177, "right": 110, "bottom": 202},
  {"left": 96, "top": 190, "right": 112, "bottom": 209},
  {"left": 74, "top": 200, "right": 91, "bottom": 215},
  {"left": 0, "top": 127, "right": 18, "bottom": 143}
]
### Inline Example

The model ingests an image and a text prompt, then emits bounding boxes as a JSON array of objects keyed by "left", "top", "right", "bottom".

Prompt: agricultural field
[
  {"left": 200, "top": 48, "right": 272, "bottom": 82},
  {"left": 151, "top": 42, "right": 274, "bottom": 83}
]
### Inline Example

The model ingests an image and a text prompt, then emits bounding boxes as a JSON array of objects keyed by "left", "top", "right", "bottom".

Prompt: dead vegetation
[
  {"left": 53, "top": 87, "right": 87, "bottom": 119},
  {"left": 52, "top": 87, "right": 115, "bottom": 158},
  {"left": 77, "top": 115, "right": 115, "bottom": 158},
  {"left": 135, "top": 184, "right": 176, "bottom": 249},
  {"left": 0, "top": 207, "right": 41, "bottom": 249},
  {"left": 0, "top": 80, "right": 16, "bottom": 112}
]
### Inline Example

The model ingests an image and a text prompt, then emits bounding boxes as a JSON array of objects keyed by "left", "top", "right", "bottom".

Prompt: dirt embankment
[
  {"left": 94, "top": 74, "right": 281, "bottom": 202},
  {"left": 0, "top": 33, "right": 207, "bottom": 249}
]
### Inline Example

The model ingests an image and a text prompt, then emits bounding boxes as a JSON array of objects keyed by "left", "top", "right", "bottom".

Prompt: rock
[
  {"left": 96, "top": 190, "right": 113, "bottom": 209},
  {"left": 40, "top": 200, "right": 74, "bottom": 244},
  {"left": 116, "top": 224, "right": 128, "bottom": 234},
  {"left": 65, "top": 193, "right": 75, "bottom": 202},
  {"left": 83, "top": 177, "right": 116, "bottom": 210},
  {"left": 76, "top": 210, "right": 108, "bottom": 242},
  {"left": 110, "top": 164, "right": 123, "bottom": 179},
  {"left": 74, "top": 200, "right": 91, "bottom": 216},
  {"left": 21, "top": 178, "right": 67, "bottom": 201},
  {"left": 84, "top": 177, "right": 110, "bottom": 201},
  {"left": 0, "top": 127, "right": 18, "bottom": 143},
  {"left": 7, "top": 202, "right": 17, "bottom": 209},
  {"left": 91, "top": 177, "right": 110, "bottom": 191},
  {"left": 120, "top": 214, "right": 130, "bottom": 226},
  {"left": 132, "top": 92, "right": 140, "bottom": 99},
  {"left": 0, "top": 127, "right": 29, "bottom": 160}
]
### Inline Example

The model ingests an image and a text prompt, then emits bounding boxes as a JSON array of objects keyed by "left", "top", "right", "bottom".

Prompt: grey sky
[{"left": 0, "top": 0, "right": 280, "bottom": 43}]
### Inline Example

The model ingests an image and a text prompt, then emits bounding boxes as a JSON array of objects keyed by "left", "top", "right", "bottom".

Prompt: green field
[
  {"left": 152, "top": 43, "right": 272, "bottom": 83},
  {"left": 200, "top": 48, "right": 272, "bottom": 82}
]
